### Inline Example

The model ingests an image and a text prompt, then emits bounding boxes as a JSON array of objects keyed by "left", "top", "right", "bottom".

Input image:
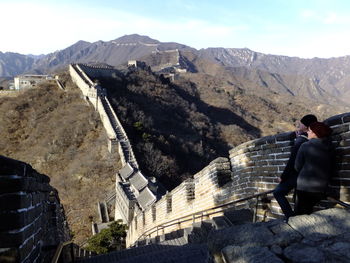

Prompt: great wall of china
[
  {"left": 1, "top": 63, "right": 350, "bottom": 262},
  {"left": 68, "top": 64, "right": 350, "bottom": 247}
]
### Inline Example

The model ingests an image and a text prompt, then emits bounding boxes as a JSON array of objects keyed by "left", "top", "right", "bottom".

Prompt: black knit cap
[{"left": 300, "top": 114, "right": 317, "bottom": 127}]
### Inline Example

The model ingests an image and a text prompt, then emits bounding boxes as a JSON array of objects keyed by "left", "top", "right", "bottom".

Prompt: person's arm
[
  {"left": 295, "top": 143, "right": 306, "bottom": 172},
  {"left": 280, "top": 136, "right": 307, "bottom": 181}
]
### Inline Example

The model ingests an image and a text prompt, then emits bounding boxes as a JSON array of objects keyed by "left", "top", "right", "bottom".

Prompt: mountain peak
[{"left": 113, "top": 34, "right": 160, "bottom": 44}]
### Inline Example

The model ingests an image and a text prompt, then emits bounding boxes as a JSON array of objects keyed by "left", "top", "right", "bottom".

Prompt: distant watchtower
[{"left": 127, "top": 60, "right": 148, "bottom": 70}]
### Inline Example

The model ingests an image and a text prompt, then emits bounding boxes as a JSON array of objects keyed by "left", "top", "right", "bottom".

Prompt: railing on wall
[
  {"left": 51, "top": 241, "right": 95, "bottom": 263},
  {"left": 327, "top": 196, "right": 350, "bottom": 209},
  {"left": 136, "top": 190, "right": 274, "bottom": 244}
]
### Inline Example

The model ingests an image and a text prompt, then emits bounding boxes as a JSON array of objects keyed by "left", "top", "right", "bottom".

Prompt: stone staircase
[
  {"left": 78, "top": 209, "right": 253, "bottom": 263},
  {"left": 100, "top": 95, "right": 138, "bottom": 168},
  {"left": 78, "top": 243, "right": 210, "bottom": 263}
]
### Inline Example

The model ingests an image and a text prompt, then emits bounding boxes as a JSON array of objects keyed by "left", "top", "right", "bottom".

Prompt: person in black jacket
[
  {"left": 294, "top": 121, "right": 333, "bottom": 215},
  {"left": 273, "top": 114, "right": 317, "bottom": 220}
]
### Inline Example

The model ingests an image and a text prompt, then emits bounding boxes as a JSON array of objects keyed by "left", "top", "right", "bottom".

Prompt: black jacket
[
  {"left": 280, "top": 133, "right": 308, "bottom": 182},
  {"left": 295, "top": 138, "right": 333, "bottom": 193}
]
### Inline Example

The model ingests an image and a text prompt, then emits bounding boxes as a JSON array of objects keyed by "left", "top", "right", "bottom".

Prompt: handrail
[
  {"left": 51, "top": 240, "right": 95, "bottom": 263},
  {"left": 137, "top": 190, "right": 274, "bottom": 242},
  {"left": 327, "top": 196, "right": 350, "bottom": 209},
  {"left": 51, "top": 241, "right": 72, "bottom": 263}
]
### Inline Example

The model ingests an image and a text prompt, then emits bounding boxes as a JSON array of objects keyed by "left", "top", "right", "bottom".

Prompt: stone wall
[
  {"left": 0, "top": 156, "right": 69, "bottom": 263},
  {"left": 126, "top": 112, "right": 350, "bottom": 246},
  {"left": 69, "top": 64, "right": 139, "bottom": 167},
  {"left": 126, "top": 157, "right": 232, "bottom": 246}
]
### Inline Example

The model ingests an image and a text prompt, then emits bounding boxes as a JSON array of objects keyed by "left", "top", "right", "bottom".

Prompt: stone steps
[
  {"left": 78, "top": 244, "right": 211, "bottom": 263},
  {"left": 81, "top": 208, "right": 253, "bottom": 262}
]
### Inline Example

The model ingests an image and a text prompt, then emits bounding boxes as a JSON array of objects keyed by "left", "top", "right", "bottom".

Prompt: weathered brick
[
  {"left": 0, "top": 193, "right": 32, "bottom": 211},
  {"left": 268, "top": 160, "right": 287, "bottom": 166},
  {"left": 18, "top": 236, "right": 34, "bottom": 261},
  {"left": 275, "top": 132, "right": 295, "bottom": 142},
  {"left": 275, "top": 141, "right": 293, "bottom": 147},
  {"left": 336, "top": 155, "right": 350, "bottom": 163},
  {"left": 275, "top": 153, "right": 290, "bottom": 159},
  {"left": 26, "top": 244, "right": 40, "bottom": 263},
  {"left": 332, "top": 125, "right": 350, "bottom": 135},
  {"left": 335, "top": 170, "right": 350, "bottom": 178},
  {"left": 335, "top": 163, "right": 350, "bottom": 170},
  {"left": 330, "top": 178, "right": 350, "bottom": 186},
  {"left": 0, "top": 220, "right": 36, "bottom": 247},
  {"left": 335, "top": 147, "right": 350, "bottom": 155},
  {"left": 0, "top": 177, "right": 38, "bottom": 194},
  {"left": 339, "top": 132, "right": 350, "bottom": 140},
  {"left": 339, "top": 139, "right": 350, "bottom": 147},
  {"left": 324, "top": 115, "right": 344, "bottom": 126},
  {"left": 261, "top": 143, "right": 277, "bottom": 150},
  {"left": 0, "top": 248, "right": 19, "bottom": 262},
  {"left": 254, "top": 138, "right": 268, "bottom": 147},
  {"left": 344, "top": 114, "right": 350, "bottom": 123},
  {"left": 0, "top": 204, "right": 43, "bottom": 231}
]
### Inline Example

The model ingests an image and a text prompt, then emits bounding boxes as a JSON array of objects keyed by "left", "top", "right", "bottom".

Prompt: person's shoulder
[
  {"left": 295, "top": 134, "right": 308, "bottom": 144},
  {"left": 298, "top": 140, "right": 310, "bottom": 151}
]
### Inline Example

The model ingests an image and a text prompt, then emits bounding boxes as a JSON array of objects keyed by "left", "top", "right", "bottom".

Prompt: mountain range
[{"left": 1, "top": 34, "right": 350, "bottom": 108}]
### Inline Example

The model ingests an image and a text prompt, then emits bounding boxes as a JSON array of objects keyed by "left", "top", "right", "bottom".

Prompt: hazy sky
[{"left": 1, "top": 0, "right": 350, "bottom": 58}]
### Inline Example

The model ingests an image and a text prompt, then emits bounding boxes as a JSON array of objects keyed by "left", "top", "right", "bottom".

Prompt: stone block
[
  {"left": 335, "top": 147, "right": 350, "bottom": 155},
  {"left": 0, "top": 193, "right": 32, "bottom": 211},
  {"left": 288, "top": 208, "right": 350, "bottom": 238},
  {"left": 335, "top": 170, "right": 350, "bottom": 178},
  {"left": 276, "top": 131, "right": 295, "bottom": 141},
  {"left": 275, "top": 153, "right": 290, "bottom": 160},
  {"left": 340, "top": 132, "right": 350, "bottom": 140},
  {"left": 268, "top": 160, "right": 287, "bottom": 166},
  {"left": 326, "top": 241, "right": 350, "bottom": 260},
  {"left": 335, "top": 163, "right": 350, "bottom": 170},
  {"left": 283, "top": 243, "right": 326, "bottom": 263},
  {"left": 343, "top": 113, "right": 350, "bottom": 123},
  {"left": 221, "top": 245, "right": 283, "bottom": 263},
  {"left": 18, "top": 236, "right": 34, "bottom": 261},
  {"left": 0, "top": 177, "right": 37, "bottom": 194},
  {"left": 281, "top": 146, "right": 292, "bottom": 153},
  {"left": 332, "top": 125, "right": 350, "bottom": 135},
  {"left": 0, "top": 248, "right": 20, "bottom": 263},
  {"left": 268, "top": 221, "right": 303, "bottom": 247},
  {"left": 0, "top": 222, "right": 35, "bottom": 247},
  {"left": 324, "top": 115, "right": 345, "bottom": 126},
  {"left": 0, "top": 204, "right": 43, "bottom": 231},
  {"left": 337, "top": 155, "right": 350, "bottom": 163},
  {"left": 26, "top": 244, "right": 40, "bottom": 263}
]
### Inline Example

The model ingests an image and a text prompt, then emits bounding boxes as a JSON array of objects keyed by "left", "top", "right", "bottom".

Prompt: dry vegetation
[
  {"left": 90, "top": 66, "right": 337, "bottom": 190},
  {"left": 0, "top": 73, "right": 121, "bottom": 244}
]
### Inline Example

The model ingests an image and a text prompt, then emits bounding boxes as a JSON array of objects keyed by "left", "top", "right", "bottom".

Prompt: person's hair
[
  {"left": 309, "top": 122, "right": 332, "bottom": 138},
  {"left": 300, "top": 114, "right": 317, "bottom": 127}
]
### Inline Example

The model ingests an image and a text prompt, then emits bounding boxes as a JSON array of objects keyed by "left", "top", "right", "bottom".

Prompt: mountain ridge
[{"left": 1, "top": 34, "right": 350, "bottom": 107}]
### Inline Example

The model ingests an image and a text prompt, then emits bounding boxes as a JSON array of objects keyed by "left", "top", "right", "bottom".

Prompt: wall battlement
[{"left": 0, "top": 156, "right": 69, "bottom": 263}]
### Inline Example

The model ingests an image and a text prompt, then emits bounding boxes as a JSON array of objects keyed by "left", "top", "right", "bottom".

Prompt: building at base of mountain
[{"left": 14, "top": 74, "right": 53, "bottom": 90}]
